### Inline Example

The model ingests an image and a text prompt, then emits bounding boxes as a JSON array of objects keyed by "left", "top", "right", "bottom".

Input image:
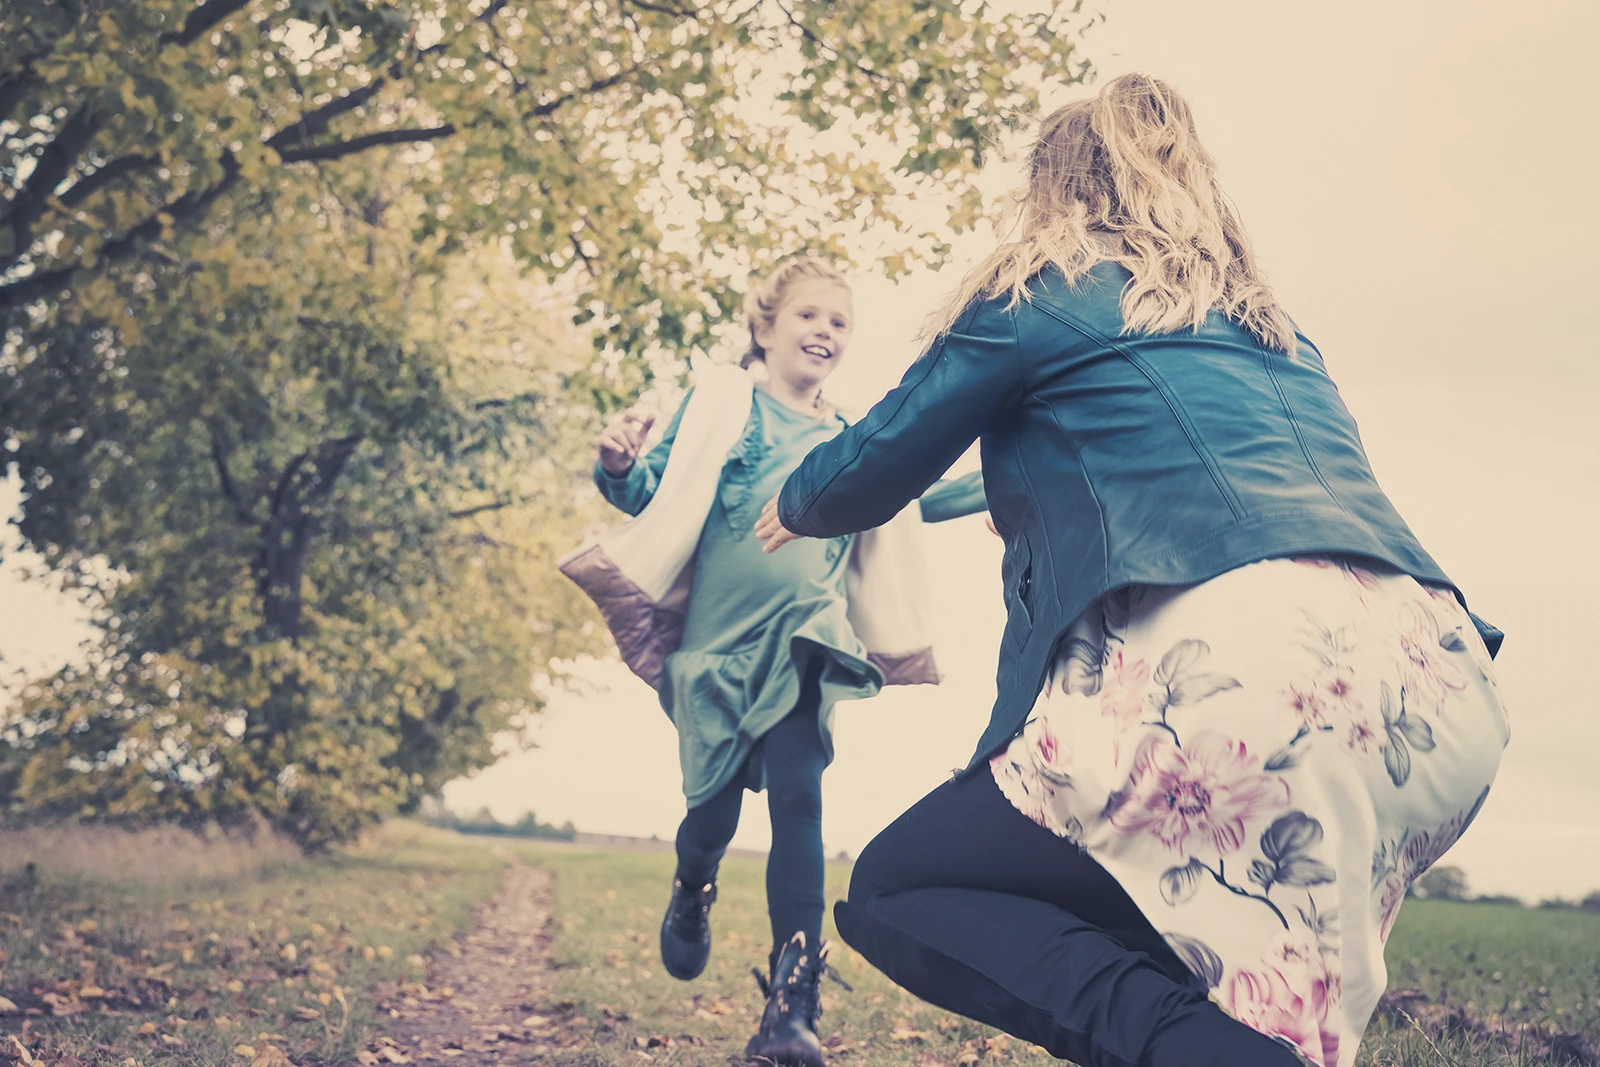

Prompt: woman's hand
[
  {"left": 986, "top": 514, "right": 1000, "bottom": 537},
  {"left": 596, "top": 410, "right": 656, "bottom": 476},
  {"left": 755, "top": 495, "right": 804, "bottom": 553}
]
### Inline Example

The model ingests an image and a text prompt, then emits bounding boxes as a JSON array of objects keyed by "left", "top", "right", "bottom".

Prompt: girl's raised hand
[
  {"left": 754, "top": 495, "right": 804, "bottom": 553},
  {"left": 596, "top": 411, "right": 656, "bottom": 475}
]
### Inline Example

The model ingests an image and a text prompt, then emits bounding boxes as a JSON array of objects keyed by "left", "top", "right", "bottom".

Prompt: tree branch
[
  {"left": 532, "top": 67, "right": 637, "bottom": 117},
  {"left": 622, "top": 0, "right": 697, "bottom": 17},
  {"left": 57, "top": 153, "right": 160, "bottom": 208},
  {"left": 771, "top": 0, "right": 890, "bottom": 83},
  {"left": 277, "top": 125, "right": 457, "bottom": 164},
  {"left": 159, "top": 0, "right": 257, "bottom": 47},
  {"left": 4, "top": 105, "right": 101, "bottom": 254},
  {"left": 0, "top": 64, "right": 39, "bottom": 127},
  {"left": 0, "top": 152, "right": 241, "bottom": 311},
  {"left": 472, "top": 392, "right": 542, "bottom": 411},
  {"left": 265, "top": 81, "right": 388, "bottom": 151},
  {"left": 449, "top": 500, "right": 514, "bottom": 520},
  {"left": 209, "top": 426, "right": 259, "bottom": 525}
]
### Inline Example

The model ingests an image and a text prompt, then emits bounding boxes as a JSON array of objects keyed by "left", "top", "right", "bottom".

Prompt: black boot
[
  {"left": 745, "top": 932, "right": 833, "bottom": 1067},
  {"left": 660, "top": 873, "right": 717, "bottom": 981}
]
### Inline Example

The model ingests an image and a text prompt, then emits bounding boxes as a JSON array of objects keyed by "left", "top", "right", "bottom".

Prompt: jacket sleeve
[
  {"left": 918, "top": 469, "right": 987, "bottom": 523},
  {"left": 592, "top": 391, "right": 691, "bottom": 517},
  {"left": 779, "top": 304, "right": 1023, "bottom": 536}
]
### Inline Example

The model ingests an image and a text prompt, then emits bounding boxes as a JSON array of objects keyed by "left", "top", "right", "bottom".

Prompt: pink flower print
[
  {"left": 1394, "top": 600, "right": 1468, "bottom": 714},
  {"left": 1321, "top": 665, "right": 1362, "bottom": 711},
  {"left": 1285, "top": 682, "right": 1329, "bottom": 730},
  {"left": 1032, "top": 719, "right": 1069, "bottom": 768},
  {"left": 1342, "top": 716, "right": 1380, "bottom": 755},
  {"left": 1223, "top": 968, "right": 1325, "bottom": 1066},
  {"left": 1100, "top": 650, "right": 1150, "bottom": 732},
  {"left": 1109, "top": 732, "right": 1290, "bottom": 859},
  {"left": 1376, "top": 869, "right": 1407, "bottom": 942},
  {"left": 1400, "top": 816, "right": 1467, "bottom": 882},
  {"left": 1294, "top": 555, "right": 1382, "bottom": 605}
]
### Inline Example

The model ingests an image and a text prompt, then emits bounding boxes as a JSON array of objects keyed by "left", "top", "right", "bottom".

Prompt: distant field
[{"left": 522, "top": 842, "right": 1600, "bottom": 1067}]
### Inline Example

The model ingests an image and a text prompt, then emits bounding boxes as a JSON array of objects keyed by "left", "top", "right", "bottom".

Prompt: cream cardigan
[{"left": 559, "top": 360, "right": 939, "bottom": 690}]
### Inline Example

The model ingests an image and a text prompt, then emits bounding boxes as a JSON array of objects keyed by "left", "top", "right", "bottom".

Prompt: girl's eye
[{"left": 800, "top": 311, "right": 814, "bottom": 319}]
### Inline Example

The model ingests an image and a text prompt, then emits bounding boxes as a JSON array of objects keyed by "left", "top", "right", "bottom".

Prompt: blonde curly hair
[{"left": 929, "top": 73, "right": 1296, "bottom": 353}]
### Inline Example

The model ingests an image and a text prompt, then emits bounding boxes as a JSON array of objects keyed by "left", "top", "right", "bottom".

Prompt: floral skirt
[{"left": 990, "top": 556, "right": 1508, "bottom": 1067}]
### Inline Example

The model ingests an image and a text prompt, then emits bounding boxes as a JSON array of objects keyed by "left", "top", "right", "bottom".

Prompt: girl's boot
[
  {"left": 659, "top": 873, "right": 717, "bottom": 980},
  {"left": 745, "top": 932, "right": 829, "bottom": 1067}
]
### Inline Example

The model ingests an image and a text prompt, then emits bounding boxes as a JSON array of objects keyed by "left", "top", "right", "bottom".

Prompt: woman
[{"left": 755, "top": 74, "right": 1507, "bottom": 1067}]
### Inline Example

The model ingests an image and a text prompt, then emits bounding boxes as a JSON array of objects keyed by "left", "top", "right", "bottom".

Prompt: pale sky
[{"left": 5, "top": 0, "right": 1598, "bottom": 901}]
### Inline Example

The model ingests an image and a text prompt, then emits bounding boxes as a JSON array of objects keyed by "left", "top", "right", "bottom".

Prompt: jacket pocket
[{"left": 1000, "top": 534, "right": 1034, "bottom": 652}]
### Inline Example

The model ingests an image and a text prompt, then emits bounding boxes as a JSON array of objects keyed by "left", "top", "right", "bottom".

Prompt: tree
[
  {"left": 0, "top": 193, "right": 611, "bottom": 846},
  {"left": 2, "top": 0, "right": 1090, "bottom": 348},
  {"left": 0, "top": 0, "right": 1093, "bottom": 845},
  {"left": 1413, "top": 865, "right": 1470, "bottom": 902}
]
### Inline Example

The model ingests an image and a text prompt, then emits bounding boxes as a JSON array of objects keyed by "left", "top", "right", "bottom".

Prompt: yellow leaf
[
  {"left": 234, "top": 1046, "right": 259, "bottom": 1058},
  {"left": 138, "top": 1022, "right": 158, "bottom": 1036},
  {"left": 0, "top": 997, "right": 17, "bottom": 1014},
  {"left": 80, "top": 985, "right": 106, "bottom": 999}
]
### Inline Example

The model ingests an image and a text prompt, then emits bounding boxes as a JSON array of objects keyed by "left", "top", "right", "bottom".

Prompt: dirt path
[{"left": 352, "top": 861, "right": 588, "bottom": 1065}]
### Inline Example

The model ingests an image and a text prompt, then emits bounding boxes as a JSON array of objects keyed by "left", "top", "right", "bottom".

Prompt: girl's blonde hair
[
  {"left": 929, "top": 73, "right": 1297, "bottom": 353},
  {"left": 740, "top": 257, "right": 851, "bottom": 369}
]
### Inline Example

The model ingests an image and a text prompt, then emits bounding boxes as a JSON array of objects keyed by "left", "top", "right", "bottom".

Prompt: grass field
[
  {"left": 0, "top": 822, "right": 505, "bottom": 1066},
  {"left": 2, "top": 826, "right": 1597, "bottom": 1067},
  {"left": 522, "top": 843, "right": 1600, "bottom": 1067}
]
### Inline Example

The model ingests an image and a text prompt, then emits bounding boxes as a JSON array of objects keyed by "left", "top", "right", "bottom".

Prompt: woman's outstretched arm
[{"left": 770, "top": 304, "right": 1022, "bottom": 541}]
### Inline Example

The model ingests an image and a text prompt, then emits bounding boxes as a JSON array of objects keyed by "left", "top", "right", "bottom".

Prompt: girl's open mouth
[{"left": 802, "top": 345, "right": 833, "bottom": 359}]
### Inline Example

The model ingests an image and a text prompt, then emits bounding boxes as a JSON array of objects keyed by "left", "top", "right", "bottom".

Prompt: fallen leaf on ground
[
  {"left": 891, "top": 1027, "right": 933, "bottom": 1042},
  {"left": 0, "top": 997, "right": 17, "bottom": 1014},
  {"left": 250, "top": 1046, "right": 296, "bottom": 1067}
]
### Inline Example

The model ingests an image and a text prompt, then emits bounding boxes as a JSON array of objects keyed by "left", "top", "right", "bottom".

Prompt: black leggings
[
  {"left": 836, "top": 770, "right": 1303, "bottom": 1067},
  {"left": 674, "top": 665, "right": 829, "bottom": 955}
]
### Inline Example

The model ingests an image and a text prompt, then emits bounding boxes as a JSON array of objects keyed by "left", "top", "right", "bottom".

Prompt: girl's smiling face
[{"left": 754, "top": 278, "right": 854, "bottom": 394}]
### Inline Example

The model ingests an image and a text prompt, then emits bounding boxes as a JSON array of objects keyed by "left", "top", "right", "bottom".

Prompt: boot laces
[
  {"left": 668, "top": 879, "right": 715, "bottom": 937},
  {"left": 749, "top": 939, "right": 852, "bottom": 1028}
]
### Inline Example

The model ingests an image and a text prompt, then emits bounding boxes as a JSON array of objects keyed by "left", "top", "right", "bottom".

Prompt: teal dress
[{"left": 596, "top": 388, "right": 986, "bottom": 806}]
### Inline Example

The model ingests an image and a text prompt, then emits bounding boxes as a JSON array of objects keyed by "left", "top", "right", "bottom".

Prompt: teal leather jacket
[{"left": 777, "top": 261, "right": 1503, "bottom": 769}]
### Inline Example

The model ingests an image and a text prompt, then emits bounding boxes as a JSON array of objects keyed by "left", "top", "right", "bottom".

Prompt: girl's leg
[
  {"left": 837, "top": 771, "right": 1301, "bottom": 1067},
  {"left": 758, "top": 661, "right": 829, "bottom": 957},
  {"left": 675, "top": 773, "right": 745, "bottom": 886}
]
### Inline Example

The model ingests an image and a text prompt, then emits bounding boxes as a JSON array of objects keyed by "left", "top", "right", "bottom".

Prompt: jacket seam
[
  {"left": 1039, "top": 397, "right": 1109, "bottom": 606},
  {"left": 1116, "top": 510, "right": 1433, "bottom": 570},
  {"left": 1033, "top": 301, "right": 1245, "bottom": 521},
  {"left": 1261, "top": 348, "right": 1351, "bottom": 517}
]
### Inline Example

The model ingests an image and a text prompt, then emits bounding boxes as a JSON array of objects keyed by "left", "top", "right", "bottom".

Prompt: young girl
[
  {"left": 575, "top": 258, "right": 984, "bottom": 1067},
  {"left": 759, "top": 76, "right": 1507, "bottom": 1067}
]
